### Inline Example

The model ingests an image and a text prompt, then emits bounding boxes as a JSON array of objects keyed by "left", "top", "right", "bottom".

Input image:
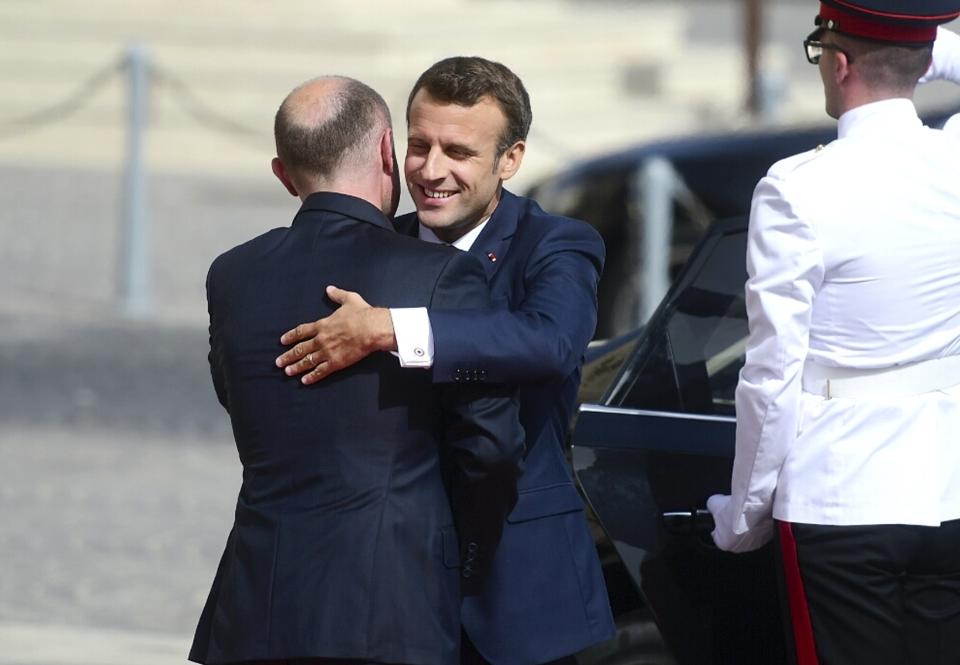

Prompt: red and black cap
[{"left": 816, "top": 0, "right": 960, "bottom": 44}]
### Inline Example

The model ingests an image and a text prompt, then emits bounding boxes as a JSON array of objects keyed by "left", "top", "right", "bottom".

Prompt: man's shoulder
[
  {"left": 367, "top": 220, "right": 486, "bottom": 285},
  {"left": 766, "top": 142, "right": 838, "bottom": 182},
  {"left": 507, "top": 191, "right": 603, "bottom": 248},
  {"left": 208, "top": 226, "right": 288, "bottom": 277},
  {"left": 943, "top": 113, "right": 960, "bottom": 136}
]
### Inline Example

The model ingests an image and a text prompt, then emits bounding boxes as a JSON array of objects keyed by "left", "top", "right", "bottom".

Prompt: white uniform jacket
[{"left": 713, "top": 99, "right": 960, "bottom": 550}]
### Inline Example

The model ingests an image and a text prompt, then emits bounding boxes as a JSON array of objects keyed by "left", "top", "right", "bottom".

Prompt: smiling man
[
  {"left": 405, "top": 87, "right": 523, "bottom": 244},
  {"left": 276, "top": 57, "right": 615, "bottom": 665}
]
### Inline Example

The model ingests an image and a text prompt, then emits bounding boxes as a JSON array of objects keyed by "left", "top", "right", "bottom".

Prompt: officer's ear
[
  {"left": 830, "top": 37, "right": 855, "bottom": 86},
  {"left": 496, "top": 140, "right": 525, "bottom": 182}
]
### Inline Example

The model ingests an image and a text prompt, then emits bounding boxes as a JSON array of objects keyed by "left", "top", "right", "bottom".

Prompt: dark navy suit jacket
[
  {"left": 189, "top": 192, "right": 524, "bottom": 665},
  {"left": 397, "top": 189, "right": 616, "bottom": 665}
]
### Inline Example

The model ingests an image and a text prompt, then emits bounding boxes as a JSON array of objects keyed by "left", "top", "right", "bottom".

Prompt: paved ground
[{"left": 0, "top": 163, "right": 274, "bottom": 664}]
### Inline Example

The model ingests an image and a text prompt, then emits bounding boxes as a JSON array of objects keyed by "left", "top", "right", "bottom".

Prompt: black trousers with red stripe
[{"left": 776, "top": 519, "right": 960, "bottom": 665}]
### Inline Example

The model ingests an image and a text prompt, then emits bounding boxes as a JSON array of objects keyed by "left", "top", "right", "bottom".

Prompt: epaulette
[{"left": 766, "top": 142, "right": 831, "bottom": 179}]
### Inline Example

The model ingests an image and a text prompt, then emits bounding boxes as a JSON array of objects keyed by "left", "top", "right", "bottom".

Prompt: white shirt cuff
[{"left": 389, "top": 307, "right": 434, "bottom": 368}]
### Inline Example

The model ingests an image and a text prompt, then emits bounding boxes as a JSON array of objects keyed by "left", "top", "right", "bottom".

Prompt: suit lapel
[
  {"left": 467, "top": 190, "right": 520, "bottom": 281},
  {"left": 397, "top": 189, "right": 522, "bottom": 280}
]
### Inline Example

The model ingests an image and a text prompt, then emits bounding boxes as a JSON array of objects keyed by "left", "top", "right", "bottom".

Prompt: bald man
[{"left": 188, "top": 77, "right": 524, "bottom": 665}]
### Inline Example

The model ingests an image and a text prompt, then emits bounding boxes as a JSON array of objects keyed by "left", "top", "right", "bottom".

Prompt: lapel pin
[{"left": 487, "top": 252, "right": 497, "bottom": 263}]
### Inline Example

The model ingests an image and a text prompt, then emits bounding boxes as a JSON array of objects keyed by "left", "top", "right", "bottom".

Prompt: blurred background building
[{"left": 1, "top": 1, "right": 957, "bottom": 663}]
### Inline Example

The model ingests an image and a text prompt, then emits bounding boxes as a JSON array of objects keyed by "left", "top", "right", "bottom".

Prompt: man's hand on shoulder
[{"left": 275, "top": 286, "right": 397, "bottom": 384}]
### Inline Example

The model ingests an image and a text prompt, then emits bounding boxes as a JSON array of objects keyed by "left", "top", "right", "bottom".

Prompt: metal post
[
  {"left": 744, "top": 0, "right": 763, "bottom": 117},
  {"left": 637, "top": 157, "right": 674, "bottom": 324},
  {"left": 117, "top": 43, "right": 151, "bottom": 317}
]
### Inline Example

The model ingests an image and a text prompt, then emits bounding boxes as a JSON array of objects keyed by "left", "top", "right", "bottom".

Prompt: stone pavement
[
  {"left": 0, "top": 162, "right": 275, "bottom": 664},
  {"left": 0, "top": 370, "right": 238, "bottom": 663}
]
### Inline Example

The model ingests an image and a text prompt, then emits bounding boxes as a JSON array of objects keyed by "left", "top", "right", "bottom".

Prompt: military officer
[{"left": 707, "top": 2, "right": 960, "bottom": 664}]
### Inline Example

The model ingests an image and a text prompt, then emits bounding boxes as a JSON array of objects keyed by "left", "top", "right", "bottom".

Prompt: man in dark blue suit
[
  {"left": 189, "top": 76, "right": 524, "bottom": 665},
  {"left": 277, "top": 59, "right": 616, "bottom": 665}
]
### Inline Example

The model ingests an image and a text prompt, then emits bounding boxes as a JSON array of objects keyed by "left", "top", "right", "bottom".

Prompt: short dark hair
[
  {"left": 835, "top": 33, "right": 934, "bottom": 90},
  {"left": 274, "top": 77, "right": 390, "bottom": 179},
  {"left": 406, "top": 56, "right": 532, "bottom": 157}
]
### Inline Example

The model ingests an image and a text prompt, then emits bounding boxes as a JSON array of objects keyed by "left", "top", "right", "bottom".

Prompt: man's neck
[
  {"left": 837, "top": 88, "right": 914, "bottom": 118},
  {"left": 299, "top": 174, "right": 386, "bottom": 215}
]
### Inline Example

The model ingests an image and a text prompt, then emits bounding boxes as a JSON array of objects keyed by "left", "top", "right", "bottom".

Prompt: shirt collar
[
  {"left": 418, "top": 216, "right": 491, "bottom": 251},
  {"left": 837, "top": 98, "right": 921, "bottom": 140}
]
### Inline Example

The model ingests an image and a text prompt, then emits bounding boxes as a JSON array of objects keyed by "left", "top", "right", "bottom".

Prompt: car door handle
[{"left": 662, "top": 509, "right": 715, "bottom": 535}]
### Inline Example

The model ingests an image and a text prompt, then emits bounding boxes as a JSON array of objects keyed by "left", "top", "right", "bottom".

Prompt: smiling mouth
[{"left": 423, "top": 186, "right": 456, "bottom": 200}]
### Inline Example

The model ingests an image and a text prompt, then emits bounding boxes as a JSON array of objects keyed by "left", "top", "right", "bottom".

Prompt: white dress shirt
[
  {"left": 390, "top": 218, "right": 490, "bottom": 368},
  {"left": 712, "top": 99, "right": 960, "bottom": 551}
]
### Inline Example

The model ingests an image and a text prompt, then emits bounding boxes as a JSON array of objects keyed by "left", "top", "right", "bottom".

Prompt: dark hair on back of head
[
  {"left": 406, "top": 56, "right": 532, "bottom": 157},
  {"left": 836, "top": 33, "right": 934, "bottom": 90},
  {"left": 274, "top": 77, "right": 390, "bottom": 180}
]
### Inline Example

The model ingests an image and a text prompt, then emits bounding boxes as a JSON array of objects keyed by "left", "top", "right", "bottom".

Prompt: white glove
[
  {"left": 706, "top": 493, "right": 774, "bottom": 553},
  {"left": 921, "top": 27, "right": 960, "bottom": 85}
]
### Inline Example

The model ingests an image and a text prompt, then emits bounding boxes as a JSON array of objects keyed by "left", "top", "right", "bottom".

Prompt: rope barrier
[
  {"left": 152, "top": 65, "right": 268, "bottom": 148},
  {"left": 0, "top": 57, "right": 124, "bottom": 140},
  {"left": 0, "top": 51, "right": 572, "bottom": 157}
]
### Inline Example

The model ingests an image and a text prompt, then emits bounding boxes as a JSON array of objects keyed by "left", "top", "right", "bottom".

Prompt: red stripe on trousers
[{"left": 778, "top": 521, "right": 820, "bottom": 665}]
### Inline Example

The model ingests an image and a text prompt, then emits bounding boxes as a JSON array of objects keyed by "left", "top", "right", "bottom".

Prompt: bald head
[{"left": 274, "top": 76, "right": 391, "bottom": 183}]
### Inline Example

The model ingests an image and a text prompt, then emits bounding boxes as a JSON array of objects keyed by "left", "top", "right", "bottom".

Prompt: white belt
[{"left": 802, "top": 356, "right": 960, "bottom": 399}]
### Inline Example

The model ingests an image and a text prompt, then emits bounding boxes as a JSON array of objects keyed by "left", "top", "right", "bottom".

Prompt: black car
[
  {"left": 572, "top": 216, "right": 783, "bottom": 665},
  {"left": 530, "top": 104, "right": 960, "bottom": 340},
  {"left": 549, "top": 105, "right": 960, "bottom": 665}
]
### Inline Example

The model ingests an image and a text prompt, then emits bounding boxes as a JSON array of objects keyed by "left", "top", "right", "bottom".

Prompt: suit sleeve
[
  {"left": 430, "top": 222, "right": 605, "bottom": 385},
  {"left": 205, "top": 263, "right": 230, "bottom": 412},
  {"left": 432, "top": 252, "right": 525, "bottom": 592}
]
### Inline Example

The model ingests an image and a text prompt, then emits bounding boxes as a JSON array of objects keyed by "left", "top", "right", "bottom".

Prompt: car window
[
  {"left": 530, "top": 162, "right": 711, "bottom": 338},
  {"left": 613, "top": 227, "right": 748, "bottom": 416}
]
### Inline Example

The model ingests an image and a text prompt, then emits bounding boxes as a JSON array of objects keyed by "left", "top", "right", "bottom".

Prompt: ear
[
  {"left": 496, "top": 140, "right": 526, "bottom": 182},
  {"left": 833, "top": 50, "right": 852, "bottom": 86},
  {"left": 379, "top": 128, "right": 396, "bottom": 176},
  {"left": 271, "top": 157, "right": 299, "bottom": 197}
]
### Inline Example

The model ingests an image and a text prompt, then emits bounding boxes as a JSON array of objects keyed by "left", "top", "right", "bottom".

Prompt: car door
[{"left": 573, "top": 218, "right": 787, "bottom": 665}]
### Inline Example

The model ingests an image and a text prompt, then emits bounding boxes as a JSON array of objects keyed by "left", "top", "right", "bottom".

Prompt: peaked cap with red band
[{"left": 817, "top": 0, "right": 960, "bottom": 44}]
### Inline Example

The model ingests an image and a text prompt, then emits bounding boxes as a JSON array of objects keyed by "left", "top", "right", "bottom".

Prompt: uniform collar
[
  {"left": 837, "top": 98, "right": 921, "bottom": 140},
  {"left": 294, "top": 191, "right": 392, "bottom": 231}
]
